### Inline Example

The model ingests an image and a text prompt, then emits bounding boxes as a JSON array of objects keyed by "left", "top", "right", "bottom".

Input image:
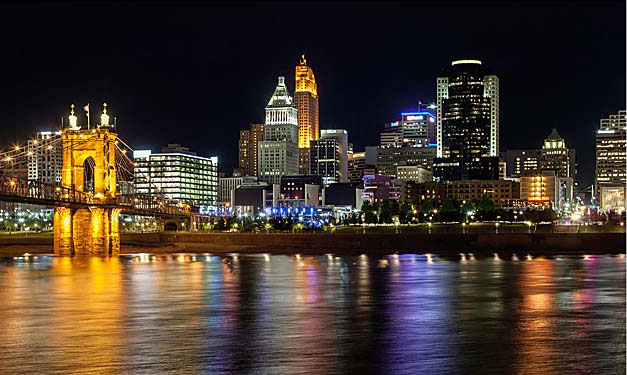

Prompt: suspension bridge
[{"left": 0, "top": 104, "right": 202, "bottom": 256}]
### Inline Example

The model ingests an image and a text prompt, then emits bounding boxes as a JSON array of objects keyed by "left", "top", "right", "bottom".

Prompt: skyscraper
[
  {"left": 310, "top": 129, "right": 349, "bottom": 184},
  {"left": 238, "top": 123, "right": 264, "bottom": 176},
  {"left": 27, "top": 130, "right": 63, "bottom": 184},
  {"left": 295, "top": 55, "right": 319, "bottom": 174},
  {"left": 501, "top": 128, "right": 576, "bottom": 179},
  {"left": 258, "top": 77, "right": 299, "bottom": 184},
  {"left": 595, "top": 109, "right": 626, "bottom": 212},
  {"left": 434, "top": 59, "right": 500, "bottom": 181}
]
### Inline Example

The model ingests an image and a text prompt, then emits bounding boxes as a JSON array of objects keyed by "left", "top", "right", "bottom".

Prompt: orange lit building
[{"left": 295, "top": 55, "right": 319, "bottom": 174}]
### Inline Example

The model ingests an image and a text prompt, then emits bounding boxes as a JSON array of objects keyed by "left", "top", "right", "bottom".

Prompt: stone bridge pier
[{"left": 54, "top": 207, "right": 121, "bottom": 255}]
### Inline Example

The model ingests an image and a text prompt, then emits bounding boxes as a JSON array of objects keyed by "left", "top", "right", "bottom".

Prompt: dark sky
[{"left": 0, "top": 1, "right": 624, "bottom": 186}]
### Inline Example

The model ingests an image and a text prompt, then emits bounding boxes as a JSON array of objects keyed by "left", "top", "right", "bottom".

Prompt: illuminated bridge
[{"left": 0, "top": 104, "right": 201, "bottom": 255}]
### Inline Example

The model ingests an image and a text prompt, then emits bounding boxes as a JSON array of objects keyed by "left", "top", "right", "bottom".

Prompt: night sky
[{"left": 0, "top": 2, "right": 624, "bottom": 187}]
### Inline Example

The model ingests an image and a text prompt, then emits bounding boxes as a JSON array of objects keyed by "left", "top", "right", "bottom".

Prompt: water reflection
[{"left": 0, "top": 254, "right": 624, "bottom": 374}]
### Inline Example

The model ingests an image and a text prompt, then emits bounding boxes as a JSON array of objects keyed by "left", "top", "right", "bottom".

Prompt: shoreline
[{"left": 0, "top": 232, "right": 624, "bottom": 257}]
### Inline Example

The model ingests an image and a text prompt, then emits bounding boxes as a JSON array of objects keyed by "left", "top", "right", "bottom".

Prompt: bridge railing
[
  {"left": 116, "top": 193, "right": 195, "bottom": 216},
  {"left": 0, "top": 176, "right": 94, "bottom": 204},
  {"left": 0, "top": 177, "right": 195, "bottom": 216}
]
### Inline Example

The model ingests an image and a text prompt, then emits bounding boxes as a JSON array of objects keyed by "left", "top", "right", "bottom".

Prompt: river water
[{"left": 0, "top": 253, "right": 624, "bottom": 374}]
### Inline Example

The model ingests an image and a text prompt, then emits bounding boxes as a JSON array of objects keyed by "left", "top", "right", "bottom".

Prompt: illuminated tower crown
[{"left": 295, "top": 55, "right": 320, "bottom": 149}]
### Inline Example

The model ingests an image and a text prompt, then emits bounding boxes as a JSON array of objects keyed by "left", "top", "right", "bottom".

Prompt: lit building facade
[
  {"left": 446, "top": 179, "right": 520, "bottom": 206},
  {"left": 295, "top": 55, "right": 319, "bottom": 174},
  {"left": 238, "top": 123, "right": 264, "bottom": 177},
  {"left": 258, "top": 77, "right": 299, "bottom": 184},
  {"left": 218, "top": 176, "right": 257, "bottom": 205},
  {"left": 380, "top": 122, "right": 403, "bottom": 148},
  {"left": 400, "top": 110, "right": 437, "bottom": 147},
  {"left": 348, "top": 151, "right": 376, "bottom": 183},
  {"left": 435, "top": 59, "right": 499, "bottom": 181},
  {"left": 396, "top": 165, "right": 432, "bottom": 182},
  {"left": 501, "top": 128, "right": 576, "bottom": 182},
  {"left": 377, "top": 145, "right": 436, "bottom": 178},
  {"left": 520, "top": 170, "right": 573, "bottom": 210},
  {"left": 596, "top": 109, "right": 626, "bottom": 212},
  {"left": 133, "top": 145, "right": 218, "bottom": 206},
  {"left": 310, "top": 129, "right": 348, "bottom": 184},
  {"left": 362, "top": 174, "right": 401, "bottom": 203},
  {"left": 27, "top": 131, "right": 63, "bottom": 184},
  {"left": 280, "top": 174, "right": 323, "bottom": 201}
]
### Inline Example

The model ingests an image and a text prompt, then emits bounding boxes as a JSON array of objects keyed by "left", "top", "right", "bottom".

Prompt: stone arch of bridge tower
[{"left": 62, "top": 131, "right": 118, "bottom": 197}]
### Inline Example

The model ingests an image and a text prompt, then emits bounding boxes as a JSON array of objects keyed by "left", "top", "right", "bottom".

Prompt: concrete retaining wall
[
  {"left": 2, "top": 232, "right": 624, "bottom": 255},
  {"left": 155, "top": 232, "right": 625, "bottom": 255}
]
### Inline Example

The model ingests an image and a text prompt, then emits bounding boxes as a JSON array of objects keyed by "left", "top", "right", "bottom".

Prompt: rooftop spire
[
  {"left": 300, "top": 54, "right": 306, "bottom": 65},
  {"left": 100, "top": 103, "right": 110, "bottom": 127},
  {"left": 68, "top": 104, "right": 79, "bottom": 130},
  {"left": 267, "top": 76, "right": 294, "bottom": 107}
]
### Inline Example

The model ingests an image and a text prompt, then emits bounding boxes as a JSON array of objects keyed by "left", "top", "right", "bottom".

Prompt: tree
[
  {"left": 399, "top": 201, "right": 412, "bottom": 224},
  {"left": 477, "top": 198, "right": 496, "bottom": 220},
  {"left": 391, "top": 200, "right": 400, "bottom": 216},
  {"left": 440, "top": 199, "right": 460, "bottom": 222},
  {"left": 379, "top": 200, "right": 393, "bottom": 224},
  {"left": 361, "top": 201, "right": 378, "bottom": 224},
  {"left": 419, "top": 198, "right": 435, "bottom": 214}
]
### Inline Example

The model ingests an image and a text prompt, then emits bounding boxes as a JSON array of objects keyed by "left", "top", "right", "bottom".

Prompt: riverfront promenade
[{"left": 1, "top": 230, "right": 625, "bottom": 256}]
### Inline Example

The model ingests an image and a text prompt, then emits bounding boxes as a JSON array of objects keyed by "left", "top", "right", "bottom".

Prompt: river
[{"left": 0, "top": 253, "right": 624, "bottom": 374}]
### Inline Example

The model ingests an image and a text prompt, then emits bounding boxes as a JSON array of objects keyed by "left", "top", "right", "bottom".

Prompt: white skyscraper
[
  {"left": 27, "top": 131, "right": 63, "bottom": 184},
  {"left": 258, "top": 77, "right": 299, "bottom": 184}
]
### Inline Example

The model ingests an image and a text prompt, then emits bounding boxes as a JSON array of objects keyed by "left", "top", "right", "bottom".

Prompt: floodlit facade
[
  {"left": 133, "top": 145, "right": 218, "bottom": 206},
  {"left": 27, "top": 131, "right": 63, "bottom": 184},
  {"left": 435, "top": 59, "right": 499, "bottom": 181},
  {"left": 520, "top": 170, "right": 573, "bottom": 210},
  {"left": 596, "top": 109, "right": 626, "bottom": 212},
  {"left": 396, "top": 165, "right": 432, "bottom": 183},
  {"left": 295, "top": 55, "right": 320, "bottom": 174},
  {"left": 258, "top": 77, "right": 299, "bottom": 184}
]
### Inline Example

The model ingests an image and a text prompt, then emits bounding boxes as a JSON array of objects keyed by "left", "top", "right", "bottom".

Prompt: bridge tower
[{"left": 54, "top": 104, "right": 121, "bottom": 255}]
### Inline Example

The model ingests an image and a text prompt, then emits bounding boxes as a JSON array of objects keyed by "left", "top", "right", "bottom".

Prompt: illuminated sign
[
  {"left": 405, "top": 115, "right": 424, "bottom": 121},
  {"left": 133, "top": 150, "right": 151, "bottom": 159}
]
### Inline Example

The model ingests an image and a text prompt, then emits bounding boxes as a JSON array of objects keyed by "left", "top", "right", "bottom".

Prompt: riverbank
[{"left": 0, "top": 231, "right": 624, "bottom": 256}]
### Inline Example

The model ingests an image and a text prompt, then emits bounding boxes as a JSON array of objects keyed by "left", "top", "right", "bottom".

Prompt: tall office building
[
  {"left": 134, "top": 144, "right": 218, "bottom": 206},
  {"left": 399, "top": 109, "right": 437, "bottom": 147},
  {"left": 377, "top": 145, "right": 436, "bottom": 178},
  {"left": 27, "top": 130, "right": 63, "bottom": 184},
  {"left": 238, "top": 123, "right": 264, "bottom": 176},
  {"left": 310, "top": 129, "right": 348, "bottom": 184},
  {"left": 595, "top": 109, "right": 626, "bottom": 212},
  {"left": 258, "top": 77, "right": 299, "bottom": 184},
  {"left": 502, "top": 128, "right": 576, "bottom": 179},
  {"left": 380, "top": 121, "right": 403, "bottom": 148},
  {"left": 434, "top": 59, "right": 499, "bottom": 181},
  {"left": 295, "top": 55, "right": 319, "bottom": 174},
  {"left": 541, "top": 128, "right": 576, "bottom": 179}
]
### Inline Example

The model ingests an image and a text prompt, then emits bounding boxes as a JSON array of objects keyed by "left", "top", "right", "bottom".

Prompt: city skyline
[{"left": 0, "top": 2, "right": 624, "bottom": 188}]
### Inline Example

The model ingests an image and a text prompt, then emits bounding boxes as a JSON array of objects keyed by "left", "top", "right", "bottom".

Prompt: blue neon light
[
  {"left": 400, "top": 112, "right": 436, "bottom": 119},
  {"left": 428, "top": 143, "right": 437, "bottom": 147}
]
